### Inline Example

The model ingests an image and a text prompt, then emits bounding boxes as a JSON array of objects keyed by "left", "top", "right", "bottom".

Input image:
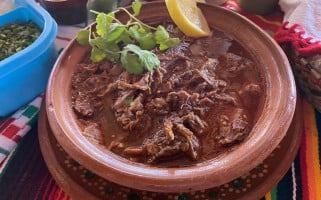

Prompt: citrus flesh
[{"left": 165, "top": 0, "right": 212, "bottom": 38}]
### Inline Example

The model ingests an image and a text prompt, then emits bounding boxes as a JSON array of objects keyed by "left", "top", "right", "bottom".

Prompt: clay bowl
[{"left": 45, "top": 2, "right": 296, "bottom": 193}]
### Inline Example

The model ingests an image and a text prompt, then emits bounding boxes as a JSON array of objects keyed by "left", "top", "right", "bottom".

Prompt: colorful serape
[
  {"left": 0, "top": 1, "right": 320, "bottom": 200},
  {"left": 0, "top": 95, "right": 43, "bottom": 165},
  {"left": 223, "top": 1, "right": 321, "bottom": 198}
]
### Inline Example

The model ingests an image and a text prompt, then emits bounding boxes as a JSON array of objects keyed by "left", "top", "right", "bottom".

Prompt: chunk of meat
[
  {"left": 240, "top": 83, "right": 262, "bottom": 96},
  {"left": 128, "top": 93, "right": 144, "bottom": 111},
  {"left": 146, "top": 97, "right": 169, "bottom": 115},
  {"left": 71, "top": 63, "right": 111, "bottom": 117},
  {"left": 82, "top": 122, "right": 104, "bottom": 145},
  {"left": 239, "top": 83, "right": 262, "bottom": 108},
  {"left": 165, "top": 41, "right": 190, "bottom": 58},
  {"left": 117, "top": 71, "right": 153, "bottom": 93},
  {"left": 142, "top": 130, "right": 186, "bottom": 163},
  {"left": 216, "top": 108, "right": 250, "bottom": 145},
  {"left": 166, "top": 90, "right": 191, "bottom": 111},
  {"left": 123, "top": 146, "right": 144, "bottom": 156},
  {"left": 175, "top": 123, "right": 200, "bottom": 160},
  {"left": 189, "top": 36, "right": 232, "bottom": 57},
  {"left": 196, "top": 58, "right": 219, "bottom": 87},
  {"left": 164, "top": 120, "right": 175, "bottom": 141},
  {"left": 142, "top": 121, "right": 200, "bottom": 163},
  {"left": 168, "top": 70, "right": 195, "bottom": 88},
  {"left": 113, "top": 90, "right": 135, "bottom": 110},
  {"left": 114, "top": 93, "right": 147, "bottom": 130},
  {"left": 218, "top": 53, "right": 254, "bottom": 78},
  {"left": 150, "top": 68, "right": 165, "bottom": 93},
  {"left": 213, "top": 93, "right": 239, "bottom": 106},
  {"left": 73, "top": 93, "right": 95, "bottom": 117},
  {"left": 107, "top": 133, "right": 128, "bottom": 151},
  {"left": 182, "top": 112, "right": 208, "bottom": 135}
]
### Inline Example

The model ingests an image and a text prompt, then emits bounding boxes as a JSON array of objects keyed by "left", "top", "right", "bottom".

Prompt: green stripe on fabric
[
  {"left": 0, "top": 143, "right": 21, "bottom": 180},
  {"left": 22, "top": 105, "right": 38, "bottom": 118},
  {"left": 270, "top": 187, "right": 277, "bottom": 200},
  {"left": 27, "top": 113, "right": 39, "bottom": 127},
  {"left": 0, "top": 147, "right": 9, "bottom": 155}
]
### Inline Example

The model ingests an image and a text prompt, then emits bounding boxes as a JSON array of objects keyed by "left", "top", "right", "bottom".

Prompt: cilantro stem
[
  {"left": 90, "top": 10, "right": 124, "bottom": 25},
  {"left": 90, "top": 8, "right": 152, "bottom": 31},
  {"left": 117, "top": 7, "right": 157, "bottom": 31},
  {"left": 76, "top": 0, "right": 180, "bottom": 75}
]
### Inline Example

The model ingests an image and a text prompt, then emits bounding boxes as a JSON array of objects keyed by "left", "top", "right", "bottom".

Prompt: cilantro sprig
[{"left": 76, "top": 0, "right": 180, "bottom": 75}]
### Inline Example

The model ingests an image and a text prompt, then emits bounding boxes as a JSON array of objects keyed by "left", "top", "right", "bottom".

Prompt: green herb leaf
[
  {"left": 76, "top": 0, "right": 179, "bottom": 74},
  {"left": 90, "top": 37, "right": 120, "bottom": 61},
  {"left": 155, "top": 25, "right": 180, "bottom": 50},
  {"left": 125, "top": 97, "right": 133, "bottom": 106},
  {"left": 105, "top": 23, "right": 126, "bottom": 43},
  {"left": 122, "top": 44, "right": 160, "bottom": 72},
  {"left": 89, "top": 37, "right": 106, "bottom": 49},
  {"left": 76, "top": 29, "right": 90, "bottom": 45},
  {"left": 159, "top": 38, "right": 180, "bottom": 51},
  {"left": 121, "top": 50, "right": 144, "bottom": 75},
  {"left": 118, "top": 31, "right": 132, "bottom": 45},
  {"left": 104, "top": 42, "right": 121, "bottom": 61},
  {"left": 129, "top": 26, "right": 156, "bottom": 50},
  {"left": 139, "top": 49, "right": 160, "bottom": 71},
  {"left": 96, "top": 12, "right": 115, "bottom": 36},
  {"left": 155, "top": 25, "right": 169, "bottom": 44},
  {"left": 91, "top": 47, "right": 107, "bottom": 62},
  {"left": 139, "top": 33, "right": 156, "bottom": 50},
  {"left": 132, "top": 0, "right": 142, "bottom": 17}
]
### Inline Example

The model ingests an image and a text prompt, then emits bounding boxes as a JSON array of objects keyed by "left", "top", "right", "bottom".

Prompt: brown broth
[{"left": 72, "top": 27, "right": 265, "bottom": 167}]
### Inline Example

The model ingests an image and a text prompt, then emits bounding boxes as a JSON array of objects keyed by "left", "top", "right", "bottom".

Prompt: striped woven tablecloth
[{"left": 0, "top": 1, "right": 320, "bottom": 199}]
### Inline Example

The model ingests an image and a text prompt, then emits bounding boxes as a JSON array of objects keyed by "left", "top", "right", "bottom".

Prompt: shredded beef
[{"left": 71, "top": 24, "right": 264, "bottom": 166}]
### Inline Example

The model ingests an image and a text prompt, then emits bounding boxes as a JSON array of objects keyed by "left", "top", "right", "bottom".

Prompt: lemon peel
[{"left": 165, "top": 0, "right": 212, "bottom": 38}]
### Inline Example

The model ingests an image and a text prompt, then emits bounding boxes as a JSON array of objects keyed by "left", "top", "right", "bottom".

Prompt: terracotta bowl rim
[{"left": 45, "top": 2, "right": 297, "bottom": 192}]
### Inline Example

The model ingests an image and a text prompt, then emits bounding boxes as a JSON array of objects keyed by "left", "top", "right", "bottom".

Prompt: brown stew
[{"left": 71, "top": 24, "right": 264, "bottom": 167}]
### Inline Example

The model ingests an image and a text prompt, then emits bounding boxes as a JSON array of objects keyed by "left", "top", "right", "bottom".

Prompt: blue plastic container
[{"left": 0, "top": 0, "right": 58, "bottom": 117}]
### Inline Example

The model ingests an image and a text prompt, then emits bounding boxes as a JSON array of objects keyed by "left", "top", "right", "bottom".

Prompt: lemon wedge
[{"left": 165, "top": 0, "right": 212, "bottom": 37}]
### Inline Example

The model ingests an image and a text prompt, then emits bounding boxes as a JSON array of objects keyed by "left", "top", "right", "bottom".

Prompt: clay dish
[{"left": 45, "top": 2, "right": 296, "bottom": 193}]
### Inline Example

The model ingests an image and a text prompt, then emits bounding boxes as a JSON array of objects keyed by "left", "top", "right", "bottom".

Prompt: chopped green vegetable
[
  {"left": 76, "top": 0, "right": 180, "bottom": 74},
  {"left": 125, "top": 96, "right": 134, "bottom": 106},
  {"left": 0, "top": 21, "right": 41, "bottom": 61}
]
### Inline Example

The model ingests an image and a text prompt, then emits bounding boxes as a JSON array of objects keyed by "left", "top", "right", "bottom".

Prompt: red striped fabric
[
  {"left": 2, "top": 125, "right": 20, "bottom": 139},
  {"left": 300, "top": 101, "right": 321, "bottom": 200},
  {"left": 0, "top": 118, "right": 14, "bottom": 133}
]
